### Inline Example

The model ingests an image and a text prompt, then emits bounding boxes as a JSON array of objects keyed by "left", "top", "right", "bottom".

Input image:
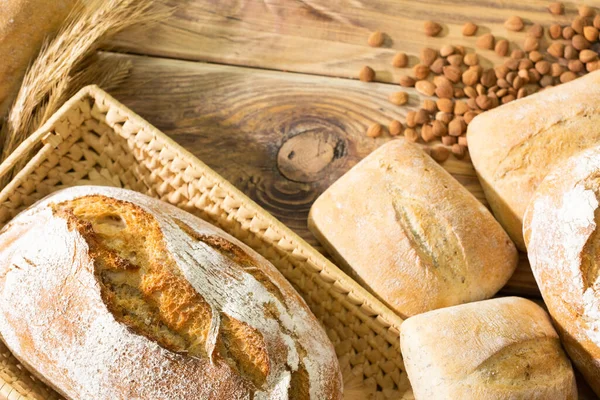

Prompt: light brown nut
[
  {"left": 421, "top": 124, "right": 435, "bottom": 142},
  {"left": 495, "top": 65, "right": 509, "bottom": 79},
  {"left": 583, "top": 26, "right": 599, "bottom": 42},
  {"left": 436, "top": 111, "right": 453, "bottom": 124},
  {"left": 430, "top": 146, "right": 450, "bottom": 162},
  {"left": 551, "top": 62, "right": 565, "bottom": 77},
  {"left": 422, "top": 99, "right": 437, "bottom": 113},
  {"left": 420, "top": 47, "right": 438, "bottom": 66},
  {"left": 563, "top": 26, "right": 575, "bottom": 39},
  {"left": 529, "top": 51, "right": 543, "bottom": 63},
  {"left": 430, "top": 58, "right": 446, "bottom": 74},
  {"left": 415, "top": 109, "right": 430, "bottom": 124},
  {"left": 579, "top": 5, "right": 595, "bottom": 18},
  {"left": 496, "top": 88, "right": 508, "bottom": 97},
  {"left": 366, "top": 123, "right": 383, "bottom": 137},
  {"left": 547, "top": 42, "right": 565, "bottom": 58},
  {"left": 512, "top": 76, "right": 524, "bottom": 90},
  {"left": 476, "top": 33, "right": 495, "bottom": 50},
  {"left": 452, "top": 144, "right": 467, "bottom": 159},
  {"left": 464, "top": 86, "right": 477, "bottom": 99},
  {"left": 359, "top": 66, "right": 375, "bottom": 82},
  {"left": 495, "top": 39, "right": 509, "bottom": 57},
  {"left": 414, "top": 64, "right": 430, "bottom": 80},
  {"left": 504, "top": 58, "right": 519, "bottom": 71},
  {"left": 464, "top": 53, "right": 479, "bottom": 66},
  {"left": 528, "top": 69, "right": 541, "bottom": 83},
  {"left": 480, "top": 69, "right": 497, "bottom": 87},
  {"left": 463, "top": 111, "right": 477, "bottom": 124},
  {"left": 511, "top": 49, "right": 526, "bottom": 59},
  {"left": 579, "top": 49, "right": 598, "bottom": 63},
  {"left": 442, "top": 135, "right": 457, "bottom": 146},
  {"left": 443, "top": 65, "right": 462, "bottom": 83},
  {"left": 389, "top": 120, "right": 403, "bottom": 136},
  {"left": 572, "top": 16, "right": 589, "bottom": 34},
  {"left": 476, "top": 83, "right": 486, "bottom": 96},
  {"left": 475, "top": 95, "right": 492, "bottom": 110},
  {"left": 404, "top": 128, "right": 419, "bottom": 142},
  {"left": 568, "top": 59, "right": 584, "bottom": 72},
  {"left": 415, "top": 80, "right": 436, "bottom": 96},
  {"left": 462, "top": 68, "right": 480, "bottom": 86},
  {"left": 549, "top": 23, "right": 562, "bottom": 39},
  {"left": 424, "top": 20, "right": 442, "bottom": 37},
  {"left": 528, "top": 23, "right": 544, "bottom": 38},
  {"left": 448, "top": 117, "right": 466, "bottom": 136},
  {"left": 540, "top": 74, "right": 554, "bottom": 87},
  {"left": 453, "top": 87, "right": 465, "bottom": 98},
  {"left": 447, "top": 54, "right": 463, "bottom": 67},
  {"left": 572, "top": 34, "right": 591, "bottom": 50},
  {"left": 595, "top": 14, "right": 600, "bottom": 29},
  {"left": 523, "top": 37, "right": 539, "bottom": 52},
  {"left": 398, "top": 75, "right": 416, "bottom": 87},
  {"left": 392, "top": 52, "right": 409, "bottom": 68},
  {"left": 432, "top": 120, "right": 447, "bottom": 137},
  {"left": 405, "top": 111, "right": 417, "bottom": 127},
  {"left": 454, "top": 100, "right": 468, "bottom": 115},
  {"left": 440, "top": 45, "right": 455, "bottom": 57},
  {"left": 535, "top": 60, "right": 551, "bottom": 75},
  {"left": 389, "top": 91, "right": 409, "bottom": 105},
  {"left": 454, "top": 45, "right": 466, "bottom": 55},
  {"left": 458, "top": 135, "right": 468, "bottom": 147},
  {"left": 548, "top": 2, "right": 564, "bottom": 15},
  {"left": 462, "top": 22, "right": 478, "bottom": 36},
  {"left": 560, "top": 70, "right": 577, "bottom": 83},
  {"left": 368, "top": 31, "right": 384, "bottom": 47},
  {"left": 505, "top": 16, "right": 524, "bottom": 31},
  {"left": 587, "top": 60, "right": 600, "bottom": 72},
  {"left": 518, "top": 59, "right": 533, "bottom": 70},
  {"left": 436, "top": 98, "right": 454, "bottom": 113},
  {"left": 564, "top": 45, "right": 578, "bottom": 60}
]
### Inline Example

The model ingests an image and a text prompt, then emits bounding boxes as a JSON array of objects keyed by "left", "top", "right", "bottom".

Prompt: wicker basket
[{"left": 0, "top": 86, "right": 409, "bottom": 400}]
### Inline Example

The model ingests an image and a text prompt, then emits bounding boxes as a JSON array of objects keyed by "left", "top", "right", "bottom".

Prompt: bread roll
[
  {"left": 0, "top": 0, "right": 76, "bottom": 115},
  {"left": 467, "top": 71, "right": 600, "bottom": 251},
  {"left": 400, "top": 297, "right": 577, "bottom": 399},
  {"left": 524, "top": 145, "right": 600, "bottom": 396},
  {"left": 0, "top": 186, "right": 342, "bottom": 399},
  {"left": 308, "top": 141, "right": 517, "bottom": 318}
]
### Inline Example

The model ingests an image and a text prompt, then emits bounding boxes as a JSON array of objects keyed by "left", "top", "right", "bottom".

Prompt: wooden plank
[
  {"left": 107, "top": 0, "right": 586, "bottom": 83},
  {"left": 105, "top": 52, "right": 539, "bottom": 296}
]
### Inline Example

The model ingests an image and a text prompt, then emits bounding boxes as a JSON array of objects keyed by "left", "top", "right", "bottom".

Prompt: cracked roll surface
[
  {"left": 400, "top": 297, "right": 577, "bottom": 399},
  {"left": 524, "top": 145, "right": 600, "bottom": 396},
  {"left": 308, "top": 140, "right": 517, "bottom": 318},
  {"left": 0, "top": 186, "right": 342, "bottom": 400}
]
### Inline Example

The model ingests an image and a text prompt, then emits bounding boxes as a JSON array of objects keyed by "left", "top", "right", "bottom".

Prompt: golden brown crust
[
  {"left": 524, "top": 145, "right": 600, "bottom": 396},
  {"left": 0, "top": 186, "right": 342, "bottom": 399},
  {"left": 468, "top": 70, "right": 600, "bottom": 251},
  {"left": 309, "top": 140, "right": 518, "bottom": 318}
]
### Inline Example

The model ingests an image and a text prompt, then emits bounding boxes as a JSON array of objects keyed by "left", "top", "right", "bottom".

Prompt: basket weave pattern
[{"left": 0, "top": 86, "right": 408, "bottom": 400}]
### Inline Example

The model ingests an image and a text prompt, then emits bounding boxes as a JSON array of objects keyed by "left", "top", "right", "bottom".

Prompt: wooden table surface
[{"left": 102, "top": 0, "right": 589, "bottom": 297}]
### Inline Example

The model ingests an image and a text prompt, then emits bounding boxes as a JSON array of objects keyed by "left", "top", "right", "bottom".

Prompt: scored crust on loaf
[
  {"left": 524, "top": 146, "right": 600, "bottom": 396},
  {"left": 0, "top": 186, "right": 342, "bottom": 400},
  {"left": 468, "top": 70, "right": 600, "bottom": 250},
  {"left": 400, "top": 297, "right": 577, "bottom": 399},
  {"left": 309, "top": 141, "right": 517, "bottom": 318}
]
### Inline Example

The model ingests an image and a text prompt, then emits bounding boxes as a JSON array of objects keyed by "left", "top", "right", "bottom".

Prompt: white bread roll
[
  {"left": 468, "top": 71, "right": 600, "bottom": 251},
  {"left": 524, "top": 145, "right": 600, "bottom": 396},
  {"left": 0, "top": 186, "right": 342, "bottom": 399},
  {"left": 309, "top": 140, "right": 517, "bottom": 318},
  {"left": 400, "top": 297, "right": 577, "bottom": 399}
]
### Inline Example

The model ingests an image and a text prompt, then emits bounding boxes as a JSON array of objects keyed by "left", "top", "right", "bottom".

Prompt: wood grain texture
[
  {"left": 107, "top": 0, "right": 589, "bottom": 83},
  {"left": 105, "top": 52, "right": 539, "bottom": 297}
]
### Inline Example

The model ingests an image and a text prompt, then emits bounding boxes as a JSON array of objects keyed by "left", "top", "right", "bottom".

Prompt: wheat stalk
[{"left": 0, "top": 0, "right": 163, "bottom": 167}]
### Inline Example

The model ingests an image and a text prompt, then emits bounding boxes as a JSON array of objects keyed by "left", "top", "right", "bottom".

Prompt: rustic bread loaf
[
  {"left": 524, "top": 145, "right": 600, "bottom": 396},
  {"left": 400, "top": 297, "right": 577, "bottom": 399},
  {"left": 0, "top": 186, "right": 342, "bottom": 400},
  {"left": 308, "top": 140, "right": 518, "bottom": 318},
  {"left": 468, "top": 71, "right": 600, "bottom": 251},
  {"left": 0, "top": 0, "right": 76, "bottom": 115}
]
